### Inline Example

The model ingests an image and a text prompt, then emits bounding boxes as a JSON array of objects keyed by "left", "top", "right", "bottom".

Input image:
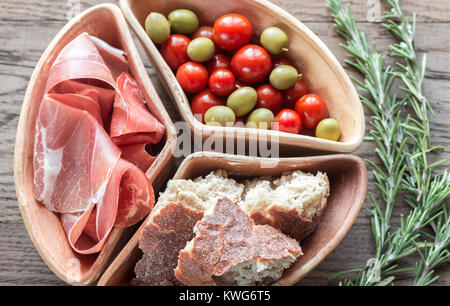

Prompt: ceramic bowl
[
  {"left": 119, "top": 0, "right": 365, "bottom": 154},
  {"left": 13, "top": 3, "right": 177, "bottom": 285},
  {"left": 98, "top": 151, "right": 367, "bottom": 285}
]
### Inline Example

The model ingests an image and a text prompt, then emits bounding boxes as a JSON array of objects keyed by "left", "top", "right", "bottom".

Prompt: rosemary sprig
[
  {"left": 414, "top": 211, "right": 450, "bottom": 286},
  {"left": 383, "top": 0, "right": 450, "bottom": 285},
  {"left": 327, "top": 0, "right": 450, "bottom": 286},
  {"left": 327, "top": 0, "right": 407, "bottom": 263}
]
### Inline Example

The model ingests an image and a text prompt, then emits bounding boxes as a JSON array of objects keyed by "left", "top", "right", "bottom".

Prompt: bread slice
[
  {"left": 156, "top": 169, "right": 245, "bottom": 212},
  {"left": 174, "top": 197, "right": 302, "bottom": 286},
  {"left": 131, "top": 202, "right": 203, "bottom": 286},
  {"left": 132, "top": 170, "right": 244, "bottom": 286},
  {"left": 239, "top": 170, "right": 329, "bottom": 241}
]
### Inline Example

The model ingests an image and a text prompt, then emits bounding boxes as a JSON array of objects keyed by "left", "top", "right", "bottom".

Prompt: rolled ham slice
[
  {"left": 120, "top": 143, "right": 156, "bottom": 172},
  {"left": 45, "top": 33, "right": 119, "bottom": 93},
  {"left": 33, "top": 33, "right": 161, "bottom": 254},
  {"left": 110, "top": 72, "right": 165, "bottom": 146},
  {"left": 60, "top": 159, "right": 154, "bottom": 254},
  {"left": 89, "top": 35, "right": 129, "bottom": 81},
  {"left": 50, "top": 80, "right": 116, "bottom": 126},
  {"left": 33, "top": 96, "right": 121, "bottom": 213}
]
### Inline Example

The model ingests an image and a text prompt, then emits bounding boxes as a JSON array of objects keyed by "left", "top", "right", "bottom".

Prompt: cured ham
[
  {"left": 110, "top": 72, "right": 165, "bottom": 146},
  {"left": 50, "top": 80, "right": 116, "bottom": 126},
  {"left": 33, "top": 32, "right": 164, "bottom": 254},
  {"left": 60, "top": 159, "right": 154, "bottom": 254},
  {"left": 120, "top": 143, "right": 156, "bottom": 172},
  {"left": 33, "top": 95, "right": 121, "bottom": 213}
]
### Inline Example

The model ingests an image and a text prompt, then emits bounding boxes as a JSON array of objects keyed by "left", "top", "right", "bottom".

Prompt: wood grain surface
[{"left": 1, "top": 0, "right": 449, "bottom": 286}]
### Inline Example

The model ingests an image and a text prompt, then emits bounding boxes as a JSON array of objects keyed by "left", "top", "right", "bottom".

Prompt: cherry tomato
[
  {"left": 272, "top": 58, "right": 293, "bottom": 68},
  {"left": 191, "top": 26, "right": 221, "bottom": 51},
  {"left": 272, "top": 109, "right": 302, "bottom": 134},
  {"left": 160, "top": 34, "right": 190, "bottom": 70},
  {"left": 191, "top": 88, "right": 225, "bottom": 123},
  {"left": 213, "top": 14, "right": 253, "bottom": 50},
  {"left": 284, "top": 79, "right": 310, "bottom": 109},
  {"left": 176, "top": 61, "right": 208, "bottom": 93},
  {"left": 206, "top": 53, "right": 231, "bottom": 74},
  {"left": 256, "top": 84, "right": 282, "bottom": 113},
  {"left": 294, "top": 94, "right": 328, "bottom": 129},
  {"left": 208, "top": 69, "right": 236, "bottom": 96},
  {"left": 231, "top": 44, "right": 272, "bottom": 84}
]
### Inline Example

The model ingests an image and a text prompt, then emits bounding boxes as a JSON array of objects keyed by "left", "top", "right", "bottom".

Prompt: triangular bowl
[
  {"left": 98, "top": 152, "right": 367, "bottom": 285},
  {"left": 119, "top": 0, "right": 365, "bottom": 155},
  {"left": 13, "top": 3, "right": 177, "bottom": 285}
]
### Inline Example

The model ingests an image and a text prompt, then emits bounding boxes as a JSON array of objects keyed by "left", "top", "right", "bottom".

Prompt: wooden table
[{"left": 1, "top": 0, "right": 449, "bottom": 286}]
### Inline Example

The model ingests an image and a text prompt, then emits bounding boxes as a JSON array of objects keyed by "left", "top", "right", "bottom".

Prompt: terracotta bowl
[
  {"left": 98, "top": 152, "right": 368, "bottom": 285},
  {"left": 119, "top": 0, "right": 365, "bottom": 154},
  {"left": 13, "top": 3, "right": 177, "bottom": 285}
]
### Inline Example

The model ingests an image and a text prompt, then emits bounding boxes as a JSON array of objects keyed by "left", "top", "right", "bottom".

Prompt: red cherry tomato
[
  {"left": 206, "top": 54, "right": 231, "bottom": 74},
  {"left": 294, "top": 94, "right": 328, "bottom": 129},
  {"left": 208, "top": 69, "right": 236, "bottom": 96},
  {"left": 284, "top": 79, "right": 310, "bottom": 109},
  {"left": 231, "top": 45, "right": 272, "bottom": 84},
  {"left": 160, "top": 34, "right": 190, "bottom": 70},
  {"left": 213, "top": 14, "right": 253, "bottom": 51},
  {"left": 176, "top": 62, "right": 208, "bottom": 93},
  {"left": 272, "top": 58, "right": 293, "bottom": 69},
  {"left": 191, "top": 88, "right": 225, "bottom": 123},
  {"left": 191, "top": 26, "right": 221, "bottom": 51},
  {"left": 273, "top": 109, "right": 302, "bottom": 134},
  {"left": 256, "top": 84, "right": 282, "bottom": 113}
]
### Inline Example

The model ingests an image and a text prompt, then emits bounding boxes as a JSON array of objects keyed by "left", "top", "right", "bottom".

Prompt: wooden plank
[
  {"left": 1, "top": 0, "right": 450, "bottom": 22},
  {"left": 0, "top": 0, "right": 448, "bottom": 286}
]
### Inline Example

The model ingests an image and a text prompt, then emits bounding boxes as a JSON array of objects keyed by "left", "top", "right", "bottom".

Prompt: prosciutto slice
[
  {"left": 45, "top": 33, "right": 118, "bottom": 93},
  {"left": 120, "top": 143, "right": 156, "bottom": 172},
  {"left": 33, "top": 95, "right": 120, "bottom": 213},
  {"left": 33, "top": 33, "right": 162, "bottom": 254},
  {"left": 50, "top": 80, "right": 116, "bottom": 126},
  {"left": 60, "top": 159, "right": 154, "bottom": 254},
  {"left": 110, "top": 72, "right": 165, "bottom": 146}
]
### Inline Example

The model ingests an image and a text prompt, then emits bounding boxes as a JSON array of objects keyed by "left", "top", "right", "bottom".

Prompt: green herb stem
[{"left": 327, "top": 0, "right": 450, "bottom": 286}]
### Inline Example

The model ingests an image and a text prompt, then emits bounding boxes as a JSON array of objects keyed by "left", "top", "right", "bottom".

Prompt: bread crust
[
  {"left": 247, "top": 174, "right": 330, "bottom": 241},
  {"left": 174, "top": 198, "right": 302, "bottom": 286},
  {"left": 131, "top": 202, "right": 204, "bottom": 286}
]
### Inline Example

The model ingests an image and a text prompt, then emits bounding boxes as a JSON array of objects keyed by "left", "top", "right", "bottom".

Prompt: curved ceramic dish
[
  {"left": 98, "top": 152, "right": 368, "bottom": 286},
  {"left": 119, "top": 0, "right": 365, "bottom": 154},
  {"left": 13, "top": 3, "right": 177, "bottom": 285}
]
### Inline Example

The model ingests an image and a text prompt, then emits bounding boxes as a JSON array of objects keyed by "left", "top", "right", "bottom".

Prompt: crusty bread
[
  {"left": 132, "top": 169, "right": 328, "bottom": 286},
  {"left": 131, "top": 202, "right": 204, "bottom": 286},
  {"left": 156, "top": 169, "right": 245, "bottom": 212},
  {"left": 239, "top": 171, "right": 329, "bottom": 241},
  {"left": 174, "top": 198, "right": 302, "bottom": 286},
  {"left": 132, "top": 170, "right": 244, "bottom": 286}
]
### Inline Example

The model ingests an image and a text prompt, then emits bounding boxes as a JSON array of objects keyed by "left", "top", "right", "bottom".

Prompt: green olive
[
  {"left": 226, "top": 87, "right": 257, "bottom": 117},
  {"left": 315, "top": 118, "right": 341, "bottom": 141},
  {"left": 204, "top": 106, "right": 236, "bottom": 127},
  {"left": 187, "top": 37, "right": 215, "bottom": 62},
  {"left": 145, "top": 12, "right": 171, "bottom": 44},
  {"left": 168, "top": 9, "right": 199, "bottom": 35},
  {"left": 260, "top": 27, "right": 288, "bottom": 55},
  {"left": 269, "top": 65, "right": 299, "bottom": 90},
  {"left": 246, "top": 108, "right": 274, "bottom": 130}
]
